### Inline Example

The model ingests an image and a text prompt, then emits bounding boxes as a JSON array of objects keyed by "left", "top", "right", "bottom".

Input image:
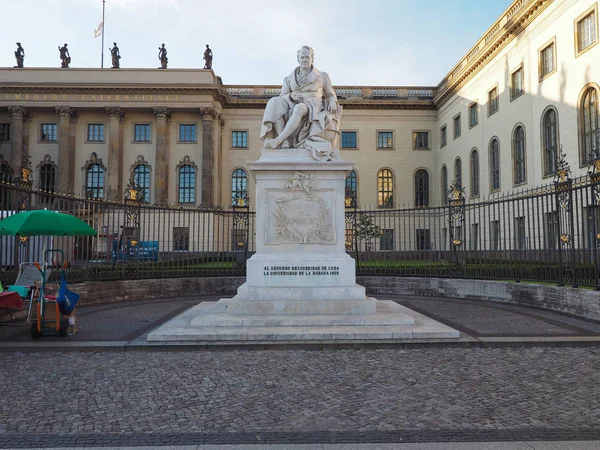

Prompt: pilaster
[
  {"left": 153, "top": 106, "right": 170, "bottom": 205},
  {"left": 105, "top": 107, "right": 125, "bottom": 201},
  {"left": 200, "top": 107, "right": 218, "bottom": 206},
  {"left": 55, "top": 106, "right": 72, "bottom": 194},
  {"left": 7, "top": 106, "right": 27, "bottom": 171}
]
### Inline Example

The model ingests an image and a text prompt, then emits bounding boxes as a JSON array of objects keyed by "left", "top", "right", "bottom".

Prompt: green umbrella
[{"left": 0, "top": 210, "right": 97, "bottom": 237}]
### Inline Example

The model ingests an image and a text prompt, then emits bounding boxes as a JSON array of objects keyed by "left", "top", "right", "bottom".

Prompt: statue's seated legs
[{"left": 265, "top": 103, "right": 309, "bottom": 149}]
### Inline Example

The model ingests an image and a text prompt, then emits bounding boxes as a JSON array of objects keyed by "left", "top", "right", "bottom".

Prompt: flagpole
[{"left": 101, "top": 0, "right": 106, "bottom": 68}]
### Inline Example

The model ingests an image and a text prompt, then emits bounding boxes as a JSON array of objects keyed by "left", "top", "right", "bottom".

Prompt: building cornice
[{"left": 434, "top": 0, "right": 555, "bottom": 107}]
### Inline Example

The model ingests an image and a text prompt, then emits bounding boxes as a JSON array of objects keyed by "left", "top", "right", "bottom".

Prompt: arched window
[
  {"left": 178, "top": 165, "right": 195, "bottom": 204},
  {"left": 231, "top": 168, "right": 248, "bottom": 205},
  {"left": 470, "top": 149, "right": 479, "bottom": 198},
  {"left": 543, "top": 108, "right": 559, "bottom": 176},
  {"left": 489, "top": 138, "right": 500, "bottom": 191},
  {"left": 454, "top": 157, "right": 462, "bottom": 188},
  {"left": 581, "top": 87, "right": 599, "bottom": 164},
  {"left": 441, "top": 165, "right": 448, "bottom": 205},
  {"left": 414, "top": 169, "right": 429, "bottom": 207},
  {"left": 377, "top": 168, "right": 394, "bottom": 208},
  {"left": 345, "top": 169, "right": 358, "bottom": 207},
  {"left": 133, "top": 164, "right": 150, "bottom": 202},
  {"left": 513, "top": 125, "right": 526, "bottom": 184},
  {"left": 39, "top": 164, "right": 55, "bottom": 193},
  {"left": 86, "top": 164, "right": 104, "bottom": 199}
]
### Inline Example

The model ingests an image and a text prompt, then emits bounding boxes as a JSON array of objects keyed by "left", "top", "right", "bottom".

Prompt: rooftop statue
[
  {"left": 110, "top": 42, "right": 121, "bottom": 69},
  {"left": 14, "top": 42, "right": 24, "bottom": 68},
  {"left": 203, "top": 44, "right": 213, "bottom": 69},
  {"left": 58, "top": 43, "right": 70, "bottom": 68},
  {"left": 260, "top": 46, "right": 342, "bottom": 161},
  {"left": 158, "top": 43, "right": 168, "bottom": 69}
]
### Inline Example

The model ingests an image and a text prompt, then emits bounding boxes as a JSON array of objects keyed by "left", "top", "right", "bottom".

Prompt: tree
[{"left": 353, "top": 213, "right": 382, "bottom": 265}]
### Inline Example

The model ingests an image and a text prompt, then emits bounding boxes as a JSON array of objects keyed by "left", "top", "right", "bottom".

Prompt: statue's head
[
  {"left": 206, "top": 44, "right": 210, "bottom": 48},
  {"left": 64, "top": 43, "right": 68, "bottom": 47},
  {"left": 114, "top": 42, "right": 117, "bottom": 46},
  {"left": 16, "top": 42, "right": 21, "bottom": 46},
  {"left": 297, "top": 46, "right": 314, "bottom": 69}
]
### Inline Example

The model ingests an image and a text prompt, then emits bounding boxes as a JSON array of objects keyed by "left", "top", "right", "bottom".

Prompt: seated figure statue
[{"left": 260, "top": 46, "right": 342, "bottom": 161}]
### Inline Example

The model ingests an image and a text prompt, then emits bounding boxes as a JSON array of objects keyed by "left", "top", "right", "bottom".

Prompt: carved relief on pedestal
[{"left": 265, "top": 172, "right": 335, "bottom": 245}]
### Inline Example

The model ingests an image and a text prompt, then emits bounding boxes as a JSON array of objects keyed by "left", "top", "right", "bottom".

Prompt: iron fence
[{"left": 2, "top": 155, "right": 600, "bottom": 288}]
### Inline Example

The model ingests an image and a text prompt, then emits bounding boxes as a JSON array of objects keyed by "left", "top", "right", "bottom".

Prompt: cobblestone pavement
[{"left": 1, "top": 347, "right": 600, "bottom": 447}]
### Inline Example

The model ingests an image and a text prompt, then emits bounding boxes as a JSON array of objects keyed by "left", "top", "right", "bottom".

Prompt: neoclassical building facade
[{"left": 0, "top": 0, "right": 598, "bottom": 210}]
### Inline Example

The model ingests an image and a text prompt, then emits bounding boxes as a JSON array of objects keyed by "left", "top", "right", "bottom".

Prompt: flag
[{"left": 94, "top": 21, "right": 103, "bottom": 38}]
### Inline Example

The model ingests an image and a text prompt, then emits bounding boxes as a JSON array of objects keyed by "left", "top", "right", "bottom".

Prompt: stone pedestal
[{"left": 147, "top": 149, "right": 459, "bottom": 342}]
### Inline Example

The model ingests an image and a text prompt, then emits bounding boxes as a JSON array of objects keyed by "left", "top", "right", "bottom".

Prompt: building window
[
  {"left": 513, "top": 125, "right": 526, "bottom": 185},
  {"left": 470, "top": 149, "right": 479, "bottom": 198},
  {"left": 515, "top": 216, "right": 526, "bottom": 250},
  {"left": 231, "top": 168, "right": 248, "bottom": 205},
  {"left": 87, "top": 124, "right": 104, "bottom": 142},
  {"left": 39, "top": 164, "right": 55, "bottom": 194},
  {"left": 86, "top": 164, "right": 104, "bottom": 199},
  {"left": 41, "top": 123, "right": 57, "bottom": 142},
  {"left": 488, "top": 87, "right": 499, "bottom": 116},
  {"left": 543, "top": 108, "right": 559, "bottom": 176},
  {"left": 173, "top": 227, "right": 189, "bottom": 251},
  {"left": 454, "top": 157, "right": 462, "bottom": 188},
  {"left": 232, "top": 130, "right": 248, "bottom": 148},
  {"left": 377, "top": 131, "right": 393, "bottom": 149},
  {"left": 345, "top": 169, "right": 358, "bottom": 207},
  {"left": 440, "top": 125, "right": 447, "bottom": 148},
  {"left": 545, "top": 212, "right": 559, "bottom": 249},
  {"left": 133, "top": 164, "right": 150, "bottom": 202},
  {"left": 441, "top": 165, "right": 448, "bottom": 205},
  {"left": 414, "top": 169, "right": 429, "bottom": 207},
  {"left": 490, "top": 138, "right": 500, "bottom": 191},
  {"left": 380, "top": 229, "right": 394, "bottom": 251},
  {"left": 413, "top": 131, "right": 429, "bottom": 150},
  {"left": 377, "top": 168, "right": 394, "bottom": 208},
  {"left": 576, "top": 8, "right": 598, "bottom": 55},
  {"left": 490, "top": 220, "right": 500, "bottom": 250},
  {"left": 511, "top": 67, "right": 524, "bottom": 99},
  {"left": 468, "top": 103, "right": 478, "bottom": 128},
  {"left": 416, "top": 229, "right": 430, "bottom": 251},
  {"left": 540, "top": 40, "right": 556, "bottom": 80},
  {"left": 0, "top": 123, "right": 10, "bottom": 142},
  {"left": 341, "top": 131, "right": 357, "bottom": 149},
  {"left": 178, "top": 165, "right": 196, "bottom": 204},
  {"left": 179, "top": 124, "right": 196, "bottom": 143},
  {"left": 453, "top": 114, "right": 461, "bottom": 139},
  {"left": 134, "top": 124, "right": 151, "bottom": 143},
  {"left": 581, "top": 87, "right": 599, "bottom": 164}
]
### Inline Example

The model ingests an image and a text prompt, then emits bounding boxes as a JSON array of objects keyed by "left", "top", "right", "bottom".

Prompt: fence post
[
  {"left": 448, "top": 181, "right": 466, "bottom": 278},
  {"left": 554, "top": 150, "right": 575, "bottom": 287},
  {"left": 124, "top": 179, "right": 143, "bottom": 279},
  {"left": 232, "top": 193, "right": 250, "bottom": 275},
  {"left": 588, "top": 150, "right": 600, "bottom": 289}
]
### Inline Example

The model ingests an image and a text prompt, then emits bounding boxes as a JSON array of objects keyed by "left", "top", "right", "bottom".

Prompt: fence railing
[{"left": 2, "top": 157, "right": 600, "bottom": 288}]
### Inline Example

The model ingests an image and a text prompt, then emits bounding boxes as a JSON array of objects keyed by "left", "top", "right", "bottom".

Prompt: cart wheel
[
  {"left": 59, "top": 319, "right": 68, "bottom": 338},
  {"left": 30, "top": 321, "right": 41, "bottom": 339}
]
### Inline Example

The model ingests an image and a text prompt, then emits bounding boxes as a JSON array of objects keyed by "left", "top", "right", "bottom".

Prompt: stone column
[
  {"left": 105, "top": 107, "right": 124, "bottom": 201},
  {"left": 7, "top": 106, "right": 27, "bottom": 171},
  {"left": 153, "top": 107, "right": 170, "bottom": 205},
  {"left": 68, "top": 112, "right": 79, "bottom": 194},
  {"left": 200, "top": 108, "right": 217, "bottom": 206},
  {"left": 218, "top": 115, "right": 225, "bottom": 206},
  {"left": 55, "top": 106, "right": 72, "bottom": 194}
]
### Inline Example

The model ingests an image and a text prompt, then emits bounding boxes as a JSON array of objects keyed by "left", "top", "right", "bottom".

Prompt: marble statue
[
  {"left": 110, "top": 42, "right": 121, "bottom": 69},
  {"left": 58, "top": 43, "right": 70, "bottom": 68},
  {"left": 203, "top": 44, "right": 213, "bottom": 69},
  {"left": 158, "top": 44, "right": 168, "bottom": 69},
  {"left": 260, "top": 46, "right": 342, "bottom": 161},
  {"left": 14, "top": 43, "right": 24, "bottom": 68}
]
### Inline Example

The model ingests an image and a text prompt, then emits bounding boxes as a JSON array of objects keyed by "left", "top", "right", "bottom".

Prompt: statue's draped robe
[{"left": 260, "top": 66, "right": 342, "bottom": 160}]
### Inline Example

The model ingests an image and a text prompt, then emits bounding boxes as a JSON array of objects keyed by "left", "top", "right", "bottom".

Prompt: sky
[{"left": 1, "top": 0, "right": 513, "bottom": 87}]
